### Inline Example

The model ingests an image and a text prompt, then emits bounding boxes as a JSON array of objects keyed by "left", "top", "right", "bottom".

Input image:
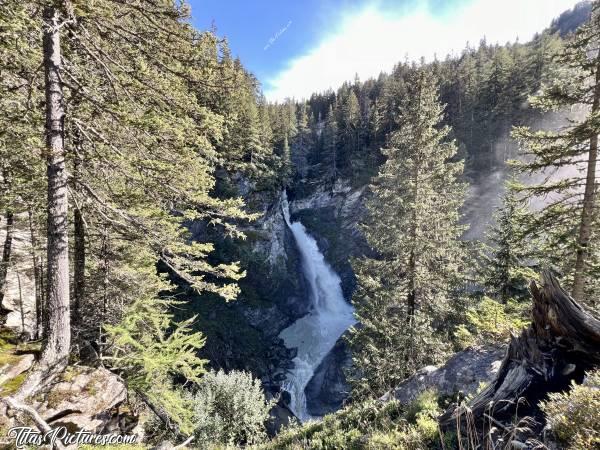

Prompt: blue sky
[{"left": 188, "top": 0, "right": 579, "bottom": 101}]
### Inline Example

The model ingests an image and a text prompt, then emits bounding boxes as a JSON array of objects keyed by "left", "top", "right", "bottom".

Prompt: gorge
[{"left": 278, "top": 192, "right": 356, "bottom": 421}]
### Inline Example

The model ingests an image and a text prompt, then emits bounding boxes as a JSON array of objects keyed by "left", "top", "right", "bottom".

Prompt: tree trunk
[
  {"left": 12, "top": 5, "right": 70, "bottom": 402},
  {"left": 13, "top": 5, "right": 71, "bottom": 403},
  {"left": 16, "top": 272, "right": 25, "bottom": 336},
  {"left": 0, "top": 209, "right": 14, "bottom": 306},
  {"left": 572, "top": 55, "right": 600, "bottom": 302},
  {"left": 41, "top": 4, "right": 70, "bottom": 366},
  {"left": 440, "top": 271, "right": 600, "bottom": 428},
  {"left": 72, "top": 208, "right": 85, "bottom": 325}
]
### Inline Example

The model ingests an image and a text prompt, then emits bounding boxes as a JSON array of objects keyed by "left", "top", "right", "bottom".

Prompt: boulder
[
  {"left": 266, "top": 395, "right": 297, "bottom": 437},
  {"left": 382, "top": 346, "right": 505, "bottom": 405},
  {"left": 31, "top": 366, "right": 127, "bottom": 433},
  {"left": 305, "top": 334, "right": 353, "bottom": 416},
  {"left": 0, "top": 353, "right": 34, "bottom": 386},
  {"left": 1, "top": 213, "right": 38, "bottom": 338}
]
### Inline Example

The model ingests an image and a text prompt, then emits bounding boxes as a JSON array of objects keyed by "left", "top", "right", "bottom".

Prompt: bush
[
  {"left": 188, "top": 369, "right": 273, "bottom": 447},
  {"left": 260, "top": 394, "right": 451, "bottom": 450},
  {"left": 541, "top": 370, "right": 600, "bottom": 449},
  {"left": 454, "top": 297, "right": 529, "bottom": 349}
]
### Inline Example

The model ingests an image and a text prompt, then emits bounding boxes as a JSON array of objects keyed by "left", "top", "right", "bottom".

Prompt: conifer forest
[{"left": 0, "top": 1, "right": 599, "bottom": 449}]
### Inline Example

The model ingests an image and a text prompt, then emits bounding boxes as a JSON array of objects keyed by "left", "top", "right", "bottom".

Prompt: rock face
[
  {"left": 183, "top": 187, "right": 313, "bottom": 390},
  {"left": 0, "top": 213, "right": 38, "bottom": 338},
  {"left": 1, "top": 363, "right": 130, "bottom": 437},
  {"left": 0, "top": 353, "right": 34, "bottom": 386},
  {"left": 184, "top": 178, "right": 366, "bottom": 414},
  {"left": 305, "top": 334, "right": 353, "bottom": 416},
  {"left": 290, "top": 179, "right": 368, "bottom": 298},
  {"left": 383, "top": 346, "right": 505, "bottom": 405},
  {"left": 32, "top": 367, "right": 128, "bottom": 432},
  {"left": 266, "top": 395, "right": 297, "bottom": 437}
]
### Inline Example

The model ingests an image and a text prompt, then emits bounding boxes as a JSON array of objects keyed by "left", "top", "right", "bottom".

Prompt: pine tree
[
  {"left": 291, "top": 102, "right": 314, "bottom": 178},
  {"left": 511, "top": 2, "right": 600, "bottom": 305},
  {"left": 486, "top": 47, "right": 515, "bottom": 134},
  {"left": 338, "top": 88, "right": 361, "bottom": 171},
  {"left": 349, "top": 68, "right": 467, "bottom": 399},
  {"left": 321, "top": 104, "right": 339, "bottom": 182},
  {"left": 484, "top": 183, "right": 536, "bottom": 303}
]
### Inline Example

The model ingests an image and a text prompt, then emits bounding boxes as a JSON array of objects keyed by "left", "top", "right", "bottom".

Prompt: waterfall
[{"left": 279, "top": 192, "right": 356, "bottom": 421}]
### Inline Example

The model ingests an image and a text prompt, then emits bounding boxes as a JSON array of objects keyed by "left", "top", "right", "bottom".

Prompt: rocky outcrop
[
  {"left": 35, "top": 367, "right": 127, "bottom": 432},
  {"left": 1, "top": 366, "right": 129, "bottom": 435},
  {"left": 382, "top": 346, "right": 505, "bottom": 405},
  {"left": 305, "top": 333, "right": 353, "bottom": 416},
  {"left": 1, "top": 337, "right": 131, "bottom": 437},
  {"left": 0, "top": 353, "right": 34, "bottom": 386},
  {"left": 290, "top": 179, "right": 368, "bottom": 298},
  {"left": 1, "top": 213, "right": 37, "bottom": 338},
  {"left": 238, "top": 189, "right": 313, "bottom": 330},
  {"left": 249, "top": 192, "right": 289, "bottom": 267},
  {"left": 266, "top": 391, "right": 297, "bottom": 437}
]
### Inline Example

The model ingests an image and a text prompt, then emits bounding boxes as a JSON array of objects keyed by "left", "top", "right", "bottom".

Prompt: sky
[{"left": 188, "top": 0, "right": 580, "bottom": 101}]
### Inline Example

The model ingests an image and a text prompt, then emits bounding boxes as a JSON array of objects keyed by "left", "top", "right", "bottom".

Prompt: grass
[{"left": 258, "top": 391, "right": 455, "bottom": 450}]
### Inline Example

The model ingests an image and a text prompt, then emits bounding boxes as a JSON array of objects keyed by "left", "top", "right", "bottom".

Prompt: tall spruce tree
[
  {"left": 511, "top": 2, "right": 600, "bottom": 306},
  {"left": 484, "top": 183, "right": 536, "bottom": 303},
  {"left": 321, "top": 104, "right": 339, "bottom": 182},
  {"left": 348, "top": 68, "right": 467, "bottom": 399}
]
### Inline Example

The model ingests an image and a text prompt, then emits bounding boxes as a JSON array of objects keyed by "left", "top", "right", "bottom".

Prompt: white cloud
[{"left": 265, "top": 0, "right": 579, "bottom": 101}]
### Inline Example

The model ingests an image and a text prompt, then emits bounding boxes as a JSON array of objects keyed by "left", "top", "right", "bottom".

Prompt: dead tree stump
[{"left": 440, "top": 270, "right": 600, "bottom": 425}]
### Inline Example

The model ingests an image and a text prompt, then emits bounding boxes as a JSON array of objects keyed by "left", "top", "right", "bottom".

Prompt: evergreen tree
[
  {"left": 321, "top": 104, "right": 339, "bottom": 182},
  {"left": 291, "top": 102, "right": 314, "bottom": 178},
  {"left": 484, "top": 183, "right": 536, "bottom": 303},
  {"left": 337, "top": 88, "right": 361, "bottom": 170},
  {"left": 511, "top": 2, "right": 600, "bottom": 305},
  {"left": 1, "top": 1, "right": 254, "bottom": 431},
  {"left": 0, "top": 3, "right": 45, "bottom": 311},
  {"left": 349, "top": 68, "right": 467, "bottom": 399}
]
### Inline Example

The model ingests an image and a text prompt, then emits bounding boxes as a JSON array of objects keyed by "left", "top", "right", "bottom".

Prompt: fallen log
[{"left": 440, "top": 270, "right": 600, "bottom": 426}]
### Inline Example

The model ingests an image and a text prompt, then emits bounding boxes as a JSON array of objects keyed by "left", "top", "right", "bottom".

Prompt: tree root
[{"left": 1, "top": 396, "right": 67, "bottom": 450}]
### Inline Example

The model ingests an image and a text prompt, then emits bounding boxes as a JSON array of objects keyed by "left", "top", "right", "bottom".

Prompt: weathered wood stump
[{"left": 440, "top": 270, "right": 600, "bottom": 426}]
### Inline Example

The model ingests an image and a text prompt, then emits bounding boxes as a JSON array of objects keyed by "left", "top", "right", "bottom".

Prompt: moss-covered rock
[{"left": 0, "top": 328, "right": 34, "bottom": 396}]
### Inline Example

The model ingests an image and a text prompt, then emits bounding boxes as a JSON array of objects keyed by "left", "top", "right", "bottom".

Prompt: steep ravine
[
  {"left": 176, "top": 180, "right": 368, "bottom": 422},
  {"left": 278, "top": 192, "right": 356, "bottom": 421},
  {"left": 257, "top": 181, "right": 368, "bottom": 418}
]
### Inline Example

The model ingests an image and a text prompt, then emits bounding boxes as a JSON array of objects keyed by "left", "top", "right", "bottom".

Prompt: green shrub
[
  {"left": 541, "top": 370, "right": 600, "bottom": 449},
  {"left": 405, "top": 390, "right": 442, "bottom": 443},
  {"left": 189, "top": 369, "right": 273, "bottom": 448},
  {"left": 454, "top": 297, "right": 529, "bottom": 349},
  {"left": 259, "top": 395, "right": 450, "bottom": 450}
]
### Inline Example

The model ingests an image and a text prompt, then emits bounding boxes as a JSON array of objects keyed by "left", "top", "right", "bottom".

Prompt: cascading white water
[{"left": 278, "top": 192, "right": 356, "bottom": 422}]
